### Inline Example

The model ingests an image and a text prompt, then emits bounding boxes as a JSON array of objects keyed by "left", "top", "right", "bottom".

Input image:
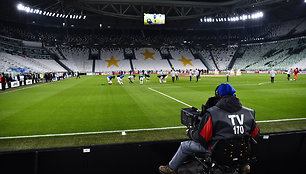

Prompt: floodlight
[
  {"left": 200, "top": 18, "right": 203, "bottom": 22},
  {"left": 83, "top": 15, "right": 86, "bottom": 19},
  {"left": 25, "top": 7, "right": 30, "bottom": 13},
  {"left": 17, "top": 3, "right": 24, "bottom": 11}
]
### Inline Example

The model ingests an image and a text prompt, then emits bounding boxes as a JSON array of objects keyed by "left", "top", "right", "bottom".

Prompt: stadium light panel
[
  {"left": 17, "top": 3, "right": 24, "bottom": 11},
  {"left": 25, "top": 7, "right": 30, "bottom": 13}
]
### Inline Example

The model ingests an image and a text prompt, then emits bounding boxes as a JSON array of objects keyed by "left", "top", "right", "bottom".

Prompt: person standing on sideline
[
  {"left": 226, "top": 69, "right": 230, "bottom": 82},
  {"left": 195, "top": 69, "right": 200, "bottom": 83},
  {"left": 189, "top": 69, "right": 193, "bottom": 81},
  {"left": 171, "top": 70, "right": 175, "bottom": 83},
  {"left": 286, "top": 68, "right": 292, "bottom": 81},
  {"left": 76, "top": 72, "right": 81, "bottom": 79},
  {"left": 0, "top": 73, "right": 6, "bottom": 91},
  {"left": 175, "top": 70, "right": 179, "bottom": 81},
  {"left": 270, "top": 69, "right": 276, "bottom": 83},
  {"left": 293, "top": 68, "right": 299, "bottom": 81}
]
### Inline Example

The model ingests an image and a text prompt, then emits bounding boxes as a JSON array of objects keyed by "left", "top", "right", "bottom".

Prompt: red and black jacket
[{"left": 187, "top": 95, "right": 260, "bottom": 150}]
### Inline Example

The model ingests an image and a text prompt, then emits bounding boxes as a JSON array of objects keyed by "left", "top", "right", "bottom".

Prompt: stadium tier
[{"left": 133, "top": 48, "right": 171, "bottom": 71}]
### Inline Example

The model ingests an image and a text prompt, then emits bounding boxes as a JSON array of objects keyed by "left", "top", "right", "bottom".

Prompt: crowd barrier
[{"left": 0, "top": 130, "right": 305, "bottom": 174}]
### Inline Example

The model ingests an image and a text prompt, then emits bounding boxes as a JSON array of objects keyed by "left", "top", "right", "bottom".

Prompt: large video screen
[{"left": 144, "top": 13, "right": 165, "bottom": 25}]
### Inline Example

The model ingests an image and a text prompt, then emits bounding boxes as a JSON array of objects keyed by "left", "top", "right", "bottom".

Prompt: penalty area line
[
  {"left": 148, "top": 87, "right": 192, "bottom": 107},
  {"left": 0, "top": 118, "right": 305, "bottom": 139}
]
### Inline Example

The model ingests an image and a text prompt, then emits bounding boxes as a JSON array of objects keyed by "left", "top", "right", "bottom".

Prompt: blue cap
[{"left": 218, "top": 83, "right": 236, "bottom": 96}]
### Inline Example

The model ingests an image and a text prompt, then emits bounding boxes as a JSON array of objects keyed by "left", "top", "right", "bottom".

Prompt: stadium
[{"left": 0, "top": 0, "right": 306, "bottom": 173}]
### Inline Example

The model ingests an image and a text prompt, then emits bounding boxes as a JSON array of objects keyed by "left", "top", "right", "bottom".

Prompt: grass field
[{"left": 0, "top": 73, "right": 306, "bottom": 151}]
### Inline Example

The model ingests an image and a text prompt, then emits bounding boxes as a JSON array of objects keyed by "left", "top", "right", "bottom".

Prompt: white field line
[
  {"left": 0, "top": 83, "right": 46, "bottom": 95},
  {"left": 148, "top": 87, "right": 192, "bottom": 107},
  {"left": 0, "top": 126, "right": 185, "bottom": 140},
  {"left": 0, "top": 77, "right": 71, "bottom": 95},
  {"left": 0, "top": 118, "right": 306, "bottom": 140}
]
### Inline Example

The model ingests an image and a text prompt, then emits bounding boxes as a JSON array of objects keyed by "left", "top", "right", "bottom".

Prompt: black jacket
[{"left": 188, "top": 95, "right": 260, "bottom": 150}]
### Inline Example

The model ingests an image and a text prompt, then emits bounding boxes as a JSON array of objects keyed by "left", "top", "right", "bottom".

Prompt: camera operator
[{"left": 159, "top": 83, "right": 260, "bottom": 174}]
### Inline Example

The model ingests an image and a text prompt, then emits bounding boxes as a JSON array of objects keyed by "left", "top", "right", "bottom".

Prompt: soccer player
[
  {"left": 195, "top": 69, "right": 200, "bottom": 83},
  {"left": 226, "top": 69, "right": 230, "bottom": 82},
  {"left": 286, "top": 68, "right": 292, "bottom": 81},
  {"left": 117, "top": 75, "right": 124, "bottom": 85},
  {"left": 157, "top": 74, "right": 167, "bottom": 84},
  {"left": 128, "top": 75, "right": 135, "bottom": 84},
  {"left": 293, "top": 68, "right": 299, "bottom": 81},
  {"left": 76, "top": 72, "right": 80, "bottom": 79},
  {"left": 189, "top": 69, "right": 193, "bottom": 81},
  {"left": 139, "top": 74, "right": 144, "bottom": 85},
  {"left": 175, "top": 70, "right": 179, "bottom": 81},
  {"left": 270, "top": 69, "right": 276, "bottom": 83},
  {"left": 171, "top": 70, "right": 175, "bottom": 83},
  {"left": 144, "top": 71, "right": 150, "bottom": 81},
  {"left": 107, "top": 75, "right": 115, "bottom": 85}
]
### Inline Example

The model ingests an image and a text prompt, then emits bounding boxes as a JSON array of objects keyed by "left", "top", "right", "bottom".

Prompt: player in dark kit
[
  {"left": 159, "top": 83, "right": 260, "bottom": 174},
  {"left": 128, "top": 75, "right": 135, "bottom": 83}
]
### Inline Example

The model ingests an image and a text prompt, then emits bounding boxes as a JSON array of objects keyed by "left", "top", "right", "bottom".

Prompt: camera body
[{"left": 181, "top": 107, "right": 202, "bottom": 128}]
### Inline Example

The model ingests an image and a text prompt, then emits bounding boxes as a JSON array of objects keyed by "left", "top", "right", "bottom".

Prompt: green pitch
[{"left": 0, "top": 73, "right": 306, "bottom": 150}]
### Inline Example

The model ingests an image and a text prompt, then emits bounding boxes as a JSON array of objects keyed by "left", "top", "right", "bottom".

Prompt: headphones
[{"left": 215, "top": 85, "right": 220, "bottom": 98}]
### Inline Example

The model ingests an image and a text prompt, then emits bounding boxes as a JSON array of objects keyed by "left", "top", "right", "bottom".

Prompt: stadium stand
[
  {"left": 198, "top": 49, "right": 218, "bottom": 70},
  {"left": 210, "top": 47, "right": 236, "bottom": 70},
  {"left": 60, "top": 47, "right": 92, "bottom": 72},
  {"left": 133, "top": 48, "right": 171, "bottom": 71},
  {"left": 232, "top": 37, "right": 306, "bottom": 70},
  {"left": 95, "top": 48, "right": 131, "bottom": 72},
  {"left": 0, "top": 52, "right": 64, "bottom": 73},
  {"left": 168, "top": 48, "right": 207, "bottom": 71}
]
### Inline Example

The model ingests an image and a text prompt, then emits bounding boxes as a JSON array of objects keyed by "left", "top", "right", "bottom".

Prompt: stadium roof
[{"left": 0, "top": 0, "right": 306, "bottom": 29}]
